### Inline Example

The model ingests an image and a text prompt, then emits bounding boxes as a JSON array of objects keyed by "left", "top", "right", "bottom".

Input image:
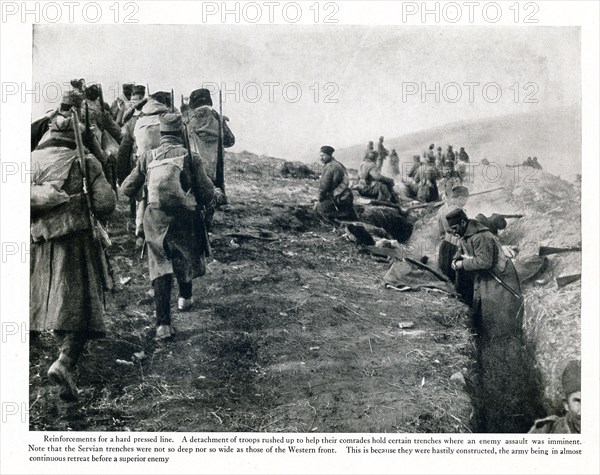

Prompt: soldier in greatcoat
[
  {"left": 121, "top": 114, "right": 214, "bottom": 339},
  {"left": 185, "top": 88, "right": 235, "bottom": 205},
  {"left": 447, "top": 208, "right": 533, "bottom": 432},
  {"left": 30, "top": 108, "right": 116, "bottom": 400},
  {"left": 315, "top": 145, "right": 356, "bottom": 220}
]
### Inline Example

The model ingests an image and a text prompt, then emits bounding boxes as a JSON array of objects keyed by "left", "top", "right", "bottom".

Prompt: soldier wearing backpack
[
  {"left": 122, "top": 114, "right": 214, "bottom": 340},
  {"left": 118, "top": 90, "right": 169, "bottom": 244}
]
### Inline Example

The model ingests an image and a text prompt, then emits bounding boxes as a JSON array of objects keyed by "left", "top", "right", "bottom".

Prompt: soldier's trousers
[{"left": 153, "top": 274, "right": 193, "bottom": 325}]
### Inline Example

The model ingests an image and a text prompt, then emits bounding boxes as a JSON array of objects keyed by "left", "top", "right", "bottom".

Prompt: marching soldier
[
  {"left": 121, "top": 114, "right": 214, "bottom": 339},
  {"left": 110, "top": 82, "right": 134, "bottom": 123},
  {"left": 30, "top": 106, "right": 116, "bottom": 400},
  {"left": 118, "top": 90, "right": 170, "bottom": 241},
  {"left": 186, "top": 88, "right": 235, "bottom": 205}
]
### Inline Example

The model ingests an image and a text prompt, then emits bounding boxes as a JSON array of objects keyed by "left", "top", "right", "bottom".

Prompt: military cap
[
  {"left": 413, "top": 155, "right": 421, "bottom": 161},
  {"left": 85, "top": 84, "right": 100, "bottom": 101},
  {"left": 445, "top": 208, "right": 468, "bottom": 227},
  {"left": 490, "top": 213, "right": 507, "bottom": 231},
  {"left": 451, "top": 185, "right": 469, "bottom": 198},
  {"left": 429, "top": 144, "right": 435, "bottom": 149},
  {"left": 132, "top": 84, "right": 146, "bottom": 95},
  {"left": 159, "top": 113, "right": 183, "bottom": 133},
  {"left": 189, "top": 88, "right": 213, "bottom": 109},
  {"left": 437, "top": 146, "right": 442, "bottom": 151},
  {"left": 320, "top": 145, "right": 335, "bottom": 156},
  {"left": 151, "top": 91, "right": 171, "bottom": 107},
  {"left": 70, "top": 78, "right": 85, "bottom": 91},
  {"left": 561, "top": 360, "right": 581, "bottom": 396}
]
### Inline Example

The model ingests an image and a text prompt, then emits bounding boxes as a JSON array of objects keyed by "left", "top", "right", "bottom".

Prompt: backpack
[
  {"left": 146, "top": 146, "right": 197, "bottom": 211},
  {"left": 133, "top": 114, "right": 162, "bottom": 155}
]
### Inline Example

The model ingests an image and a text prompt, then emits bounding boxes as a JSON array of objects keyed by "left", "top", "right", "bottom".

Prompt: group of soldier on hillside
[{"left": 30, "top": 81, "right": 576, "bottom": 434}]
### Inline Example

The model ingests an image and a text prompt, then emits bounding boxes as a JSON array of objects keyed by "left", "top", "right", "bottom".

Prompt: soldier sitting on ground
[
  {"left": 357, "top": 150, "right": 400, "bottom": 203},
  {"left": 529, "top": 360, "right": 581, "bottom": 434},
  {"left": 315, "top": 145, "right": 357, "bottom": 220}
]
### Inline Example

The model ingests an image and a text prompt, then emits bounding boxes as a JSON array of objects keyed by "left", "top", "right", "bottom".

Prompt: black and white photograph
[{"left": 1, "top": 2, "right": 598, "bottom": 474}]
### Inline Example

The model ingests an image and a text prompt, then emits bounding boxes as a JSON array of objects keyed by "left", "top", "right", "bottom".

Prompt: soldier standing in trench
[{"left": 447, "top": 208, "right": 535, "bottom": 432}]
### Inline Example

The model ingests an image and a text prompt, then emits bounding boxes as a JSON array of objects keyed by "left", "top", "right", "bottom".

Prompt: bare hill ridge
[{"left": 333, "top": 105, "right": 581, "bottom": 182}]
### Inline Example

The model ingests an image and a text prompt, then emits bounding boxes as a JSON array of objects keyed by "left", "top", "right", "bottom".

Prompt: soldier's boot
[
  {"left": 214, "top": 187, "right": 228, "bottom": 206},
  {"left": 153, "top": 274, "right": 175, "bottom": 340},
  {"left": 48, "top": 352, "right": 79, "bottom": 401},
  {"left": 177, "top": 280, "right": 193, "bottom": 311},
  {"left": 48, "top": 333, "right": 85, "bottom": 401}
]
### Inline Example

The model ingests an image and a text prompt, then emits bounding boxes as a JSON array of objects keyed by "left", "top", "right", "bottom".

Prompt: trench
[{"left": 406, "top": 210, "right": 547, "bottom": 434}]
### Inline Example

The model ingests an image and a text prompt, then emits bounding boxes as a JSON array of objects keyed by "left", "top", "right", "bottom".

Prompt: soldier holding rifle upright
[
  {"left": 185, "top": 88, "right": 235, "bottom": 205},
  {"left": 30, "top": 98, "right": 116, "bottom": 401}
]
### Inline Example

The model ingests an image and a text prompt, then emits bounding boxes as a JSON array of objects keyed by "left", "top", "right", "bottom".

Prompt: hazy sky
[{"left": 33, "top": 25, "right": 580, "bottom": 161}]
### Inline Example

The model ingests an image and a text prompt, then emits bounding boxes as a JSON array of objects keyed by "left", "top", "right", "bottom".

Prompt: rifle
[
  {"left": 405, "top": 257, "right": 450, "bottom": 282},
  {"left": 486, "top": 269, "right": 522, "bottom": 300},
  {"left": 468, "top": 186, "right": 505, "bottom": 197},
  {"left": 405, "top": 201, "right": 445, "bottom": 212},
  {"left": 538, "top": 245, "right": 581, "bottom": 257},
  {"left": 556, "top": 273, "right": 581, "bottom": 288},
  {"left": 182, "top": 121, "right": 212, "bottom": 258},
  {"left": 215, "top": 89, "right": 225, "bottom": 193},
  {"left": 71, "top": 109, "right": 114, "bottom": 291},
  {"left": 496, "top": 213, "right": 524, "bottom": 219},
  {"left": 170, "top": 89, "right": 175, "bottom": 113},
  {"left": 98, "top": 84, "right": 118, "bottom": 199}
]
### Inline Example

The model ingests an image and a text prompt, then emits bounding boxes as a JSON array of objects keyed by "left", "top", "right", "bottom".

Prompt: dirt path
[{"left": 30, "top": 161, "right": 476, "bottom": 433}]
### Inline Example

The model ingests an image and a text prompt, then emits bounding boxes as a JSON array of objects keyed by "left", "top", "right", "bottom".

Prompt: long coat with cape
[{"left": 30, "top": 140, "right": 116, "bottom": 336}]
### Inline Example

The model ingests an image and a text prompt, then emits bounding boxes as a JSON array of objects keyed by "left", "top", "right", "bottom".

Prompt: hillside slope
[{"left": 334, "top": 105, "right": 581, "bottom": 182}]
